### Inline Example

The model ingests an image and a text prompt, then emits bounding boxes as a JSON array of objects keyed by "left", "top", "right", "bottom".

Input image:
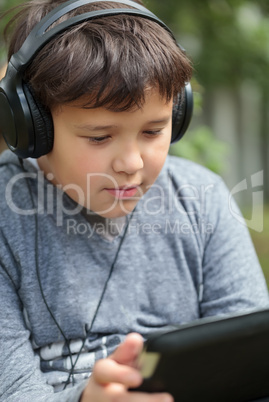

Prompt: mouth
[{"left": 105, "top": 184, "right": 141, "bottom": 200}]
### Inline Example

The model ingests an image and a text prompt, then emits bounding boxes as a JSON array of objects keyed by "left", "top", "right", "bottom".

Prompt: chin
[{"left": 95, "top": 202, "right": 138, "bottom": 219}]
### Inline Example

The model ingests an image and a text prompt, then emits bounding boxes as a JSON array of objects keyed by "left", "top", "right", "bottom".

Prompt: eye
[
  {"left": 87, "top": 135, "right": 110, "bottom": 144},
  {"left": 143, "top": 130, "right": 163, "bottom": 137}
]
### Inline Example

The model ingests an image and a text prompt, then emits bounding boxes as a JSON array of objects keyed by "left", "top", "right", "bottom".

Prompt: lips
[{"left": 105, "top": 185, "right": 140, "bottom": 200}]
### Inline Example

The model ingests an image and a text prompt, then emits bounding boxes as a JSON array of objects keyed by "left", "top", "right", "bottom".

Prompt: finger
[
  {"left": 110, "top": 333, "right": 144, "bottom": 366},
  {"left": 127, "top": 392, "right": 174, "bottom": 402},
  {"left": 104, "top": 383, "right": 174, "bottom": 402},
  {"left": 93, "top": 357, "right": 142, "bottom": 387}
]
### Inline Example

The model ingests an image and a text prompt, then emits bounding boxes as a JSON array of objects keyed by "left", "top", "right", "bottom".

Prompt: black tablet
[{"left": 131, "top": 309, "right": 269, "bottom": 402}]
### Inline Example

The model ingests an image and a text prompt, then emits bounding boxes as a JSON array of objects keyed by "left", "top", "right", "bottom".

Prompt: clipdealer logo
[
  {"left": 4, "top": 170, "right": 265, "bottom": 233},
  {"left": 4, "top": 171, "right": 214, "bottom": 226},
  {"left": 65, "top": 217, "right": 214, "bottom": 238}
]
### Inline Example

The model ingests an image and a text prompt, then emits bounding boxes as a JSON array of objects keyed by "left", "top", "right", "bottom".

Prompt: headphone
[{"left": 0, "top": 0, "right": 193, "bottom": 159}]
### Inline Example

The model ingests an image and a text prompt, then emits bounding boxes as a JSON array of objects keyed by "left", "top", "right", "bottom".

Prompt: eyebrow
[
  {"left": 74, "top": 124, "right": 118, "bottom": 132},
  {"left": 147, "top": 118, "right": 171, "bottom": 125},
  {"left": 74, "top": 117, "right": 171, "bottom": 132}
]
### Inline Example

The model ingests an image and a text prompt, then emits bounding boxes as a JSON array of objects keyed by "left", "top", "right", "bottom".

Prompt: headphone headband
[
  {"left": 11, "top": 0, "right": 175, "bottom": 71},
  {"left": 0, "top": 0, "right": 193, "bottom": 158}
]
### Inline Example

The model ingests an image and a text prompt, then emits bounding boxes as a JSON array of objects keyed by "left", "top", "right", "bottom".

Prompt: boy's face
[{"left": 38, "top": 89, "right": 173, "bottom": 218}]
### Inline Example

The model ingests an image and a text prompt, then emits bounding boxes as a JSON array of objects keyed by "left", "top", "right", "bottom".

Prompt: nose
[{"left": 112, "top": 141, "right": 144, "bottom": 175}]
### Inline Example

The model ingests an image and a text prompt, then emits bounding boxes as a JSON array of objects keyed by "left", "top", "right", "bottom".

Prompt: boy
[{"left": 0, "top": 0, "right": 268, "bottom": 401}]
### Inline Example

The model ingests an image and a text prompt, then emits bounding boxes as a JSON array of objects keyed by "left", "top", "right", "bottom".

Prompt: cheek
[
  {"left": 55, "top": 146, "right": 107, "bottom": 182},
  {"left": 72, "top": 155, "right": 102, "bottom": 176},
  {"left": 149, "top": 155, "right": 167, "bottom": 180},
  {"left": 145, "top": 141, "right": 170, "bottom": 177}
]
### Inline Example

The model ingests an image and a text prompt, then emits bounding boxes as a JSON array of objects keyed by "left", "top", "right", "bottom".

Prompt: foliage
[
  {"left": 170, "top": 125, "right": 228, "bottom": 175},
  {"left": 0, "top": 0, "right": 22, "bottom": 63},
  {"left": 170, "top": 84, "right": 228, "bottom": 174},
  {"left": 146, "top": 0, "right": 269, "bottom": 90}
]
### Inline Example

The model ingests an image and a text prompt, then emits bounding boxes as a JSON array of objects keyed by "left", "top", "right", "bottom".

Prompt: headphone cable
[
  {"left": 19, "top": 157, "right": 135, "bottom": 388},
  {"left": 64, "top": 206, "right": 135, "bottom": 388}
]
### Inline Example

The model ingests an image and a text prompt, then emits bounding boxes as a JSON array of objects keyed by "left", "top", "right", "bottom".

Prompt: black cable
[
  {"left": 19, "top": 157, "right": 135, "bottom": 388},
  {"left": 64, "top": 207, "right": 135, "bottom": 388}
]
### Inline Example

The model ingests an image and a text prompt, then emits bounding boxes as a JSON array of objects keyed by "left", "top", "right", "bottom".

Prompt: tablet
[{"left": 131, "top": 309, "right": 269, "bottom": 402}]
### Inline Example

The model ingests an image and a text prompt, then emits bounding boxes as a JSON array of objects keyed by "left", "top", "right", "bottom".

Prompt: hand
[{"left": 80, "top": 332, "right": 173, "bottom": 402}]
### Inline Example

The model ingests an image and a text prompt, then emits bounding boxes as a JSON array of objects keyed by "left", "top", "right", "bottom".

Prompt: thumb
[{"left": 110, "top": 333, "right": 144, "bottom": 367}]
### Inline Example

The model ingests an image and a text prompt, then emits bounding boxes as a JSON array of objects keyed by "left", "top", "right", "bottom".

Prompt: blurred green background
[
  {"left": 146, "top": 0, "right": 269, "bottom": 286},
  {"left": 0, "top": 0, "right": 269, "bottom": 285}
]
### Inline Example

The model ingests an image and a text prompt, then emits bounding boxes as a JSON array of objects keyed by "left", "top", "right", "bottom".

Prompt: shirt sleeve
[
  {"left": 200, "top": 178, "right": 269, "bottom": 317},
  {"left": 0, "top": 231, "right": 88, "bottom": 402}
]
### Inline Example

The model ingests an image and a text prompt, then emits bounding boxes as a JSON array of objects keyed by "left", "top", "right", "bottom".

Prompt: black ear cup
[
  {"left": 0, "top": 64, "right": 54, "bottom": 159},
  {"left": 171, "top": 82, "right": 193, "bottom": 143},
  {"left": 23, "top": 83, "right": 54, "bottom": 158}
]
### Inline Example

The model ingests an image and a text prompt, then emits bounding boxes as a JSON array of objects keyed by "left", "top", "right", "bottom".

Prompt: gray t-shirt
[{"left": 0, "top": 150, "right": 268, "bottom": 401}]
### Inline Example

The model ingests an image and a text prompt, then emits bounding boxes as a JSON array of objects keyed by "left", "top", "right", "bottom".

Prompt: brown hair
[{"left": 3, "top": 0, "right": 192, "bottom": 111}]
